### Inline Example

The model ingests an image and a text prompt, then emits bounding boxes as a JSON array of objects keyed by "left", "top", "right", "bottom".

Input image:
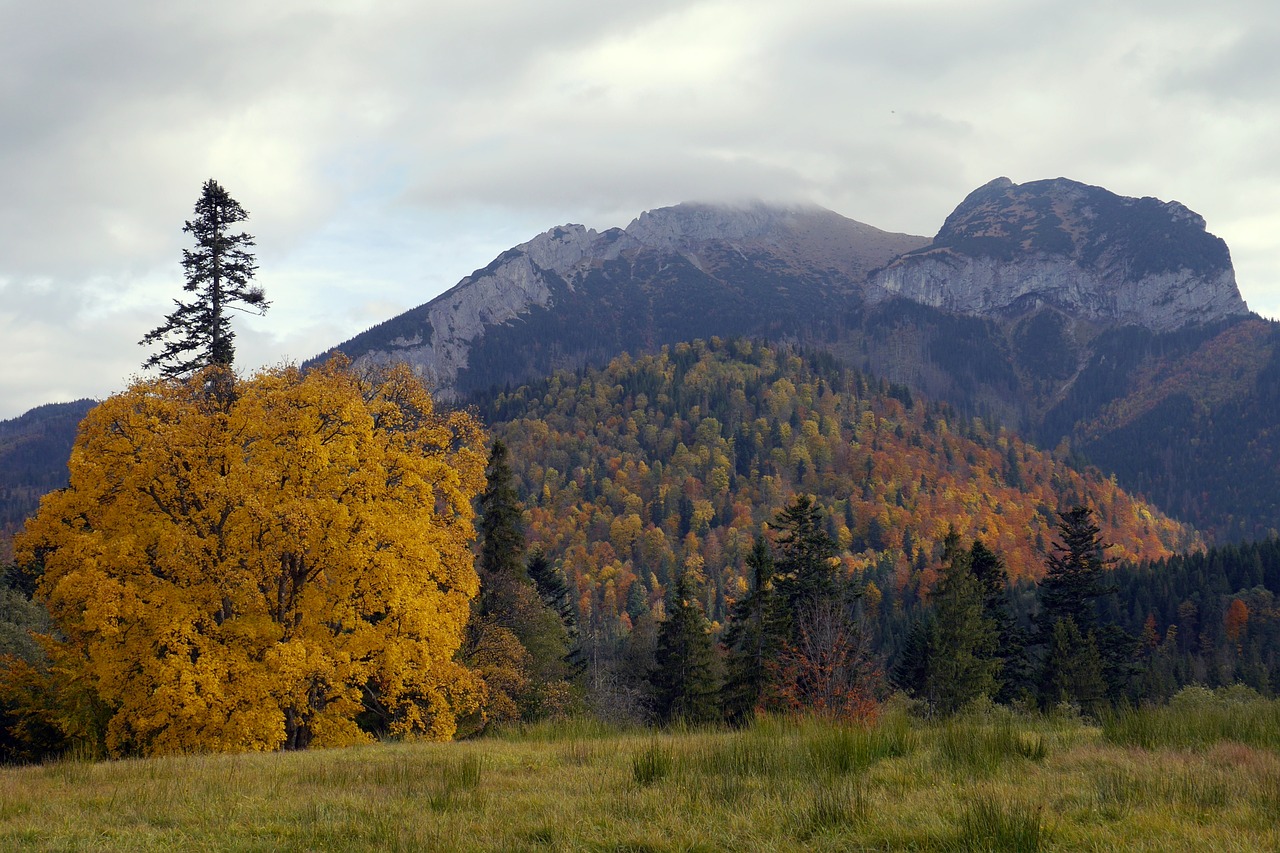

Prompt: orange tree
[{"left": 16, "top": 359, "right": 487, "bottom": 756}]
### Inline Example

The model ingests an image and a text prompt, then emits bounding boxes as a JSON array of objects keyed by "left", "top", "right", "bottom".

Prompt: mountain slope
[
  {"left": 479, "top": 339, "right": 1197, "bottom": 643},
  {"left": 0, "top": 400, "right": 96, "bottom": 560},
  {"left": 327, "top": 203, "right": 927, "bottom": 400}
]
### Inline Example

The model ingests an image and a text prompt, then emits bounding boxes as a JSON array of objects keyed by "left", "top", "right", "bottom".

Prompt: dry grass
[{"left": 1, "top": 701, "right": 1278, "bottom": 850}]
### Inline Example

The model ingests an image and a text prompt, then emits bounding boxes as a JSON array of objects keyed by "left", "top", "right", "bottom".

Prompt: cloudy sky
[{"left": 2, "top": 0, "right": 1278, "bottom": 420}]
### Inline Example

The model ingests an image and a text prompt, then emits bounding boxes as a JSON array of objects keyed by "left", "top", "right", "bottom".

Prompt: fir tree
[
  {"left": 1041, "top": 617, "right": 1106, "bottom": 712},
  {"left": 720, "top": 535, "right": 776, "bottom": 725},
  {"left": 1038, "top": 506, "right": 1114, "bottom": 635},
  {"left": 924, "top": 534, "right": 1001, "bottom": 714},
  {"left": 475, "top": 440, "right": 528, "bottom": 625},
  {"left": 140, "top": 179, "right": 267, "bottom": 377},
  {"left": 772, "top": 495, "right": 840, "bottom": 621},
  {"left": 650, "top": 571, "right": 720, "bottom": 725},
  {"left": 471, "top": 441, "right": 576, "bottom": 720},
  {"left": 969, "top": 539, "right": 1028, "bottom": 702}
]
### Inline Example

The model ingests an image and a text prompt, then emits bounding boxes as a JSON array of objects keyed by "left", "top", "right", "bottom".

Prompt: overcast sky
[{"left": 2, "top": 0, "right": 1278, "bottom": 420}]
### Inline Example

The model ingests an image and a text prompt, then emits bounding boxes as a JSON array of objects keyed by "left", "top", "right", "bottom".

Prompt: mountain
[
  {"left": 321, "top": 178, "right": 1275, "bottom": 542},
  {"left": 5, "top": 177, "right": 1277, "bottom": 551},
  {"left": 325, "top": 203, "right": 928, "bottom": 401},
  {"left": 868, "top": 177, "right": 1250, "bottom": 331},
  {"left": 0, "top": 400, "right": 96, "bottom": 560}
]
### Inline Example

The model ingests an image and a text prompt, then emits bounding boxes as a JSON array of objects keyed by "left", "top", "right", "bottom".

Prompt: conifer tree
[
  {"left": 475, "top": 440, "right": 528, "bottom": 625},
  {"left": 527, "top": 549, "right": 586, "bottom": 678},
  {"left": 140, "top": 179, "right": 267, "bottom": 377},
  {"left": 469, "top": 441, "right": 577, "bottom": 721},
  {"left": 923, "top": 533, "right": 1001, "bottom": 714},
  {"left": 1038, "top": 506, "right": 1114, "bottom": 634},
  {"left": 650, "top": 571, "right": 720, "bottom": 725},
  {"left": 1040, "top": 617, "right": 1106, "bottom": 712},
  {"left": 772, "top": 495, "right": 839, "bottom": 621},
  {"left": 969, "top": 539, "right": 1028, "bottom": 701},
  {"left": 720, "top": 535, "right": 776, "bottom": 725}
]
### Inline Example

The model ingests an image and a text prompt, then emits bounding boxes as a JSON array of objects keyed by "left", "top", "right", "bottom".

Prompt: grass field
[{"left": 1, "top": 694, "right": 1279, "bottom": 851}]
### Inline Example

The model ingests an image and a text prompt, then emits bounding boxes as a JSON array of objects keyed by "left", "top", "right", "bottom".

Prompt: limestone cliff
[
  {"left": 331, "top": 203, "right": 926, "bottom": 399},
  {"left": 867, "top": 177, "right": 1250, "bottom": 331}
]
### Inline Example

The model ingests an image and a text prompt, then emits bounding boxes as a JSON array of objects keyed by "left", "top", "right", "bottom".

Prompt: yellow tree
[{"left": 16, "top": 359, "right": 487, "bottom": 756}]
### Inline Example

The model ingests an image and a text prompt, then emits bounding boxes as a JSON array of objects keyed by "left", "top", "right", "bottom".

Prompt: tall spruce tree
[
  {"left": 969, "top": 539, "right": 1028, "bottom": 702},
  {"left": 475, "top": 440, "right": 528, "bottom": 625},
  {"left": 527, "top": 548, "right": 586, "bottom": 679},
  {"left": 1036, "top": 506, "right": 1118, "bottom": 710},
  {"left": 140, "top": 179, "right": 267, "bottom": 377},
  {"left": 650, "top": 571, "right": 720, "bottom": 725},
  {"left": 471, "top": 441, "right": 576, "bottom": 721},
  {"left": 923, "top": 533, "right": 1001, "bottom": 714},
  {"left": 720, "top": 535, "right": 777, "bottom": 725},
  {"left": 772, "top": 495, "right": 839, "bottom": 620},
  {"left": 1038, "top": 506, "right": 1114, "bottom": 634}
]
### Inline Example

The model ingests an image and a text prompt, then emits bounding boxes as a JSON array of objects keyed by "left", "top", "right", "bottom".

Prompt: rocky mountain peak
[{"left": 869, "top": 177, "right": 1251, "bottom": 331}]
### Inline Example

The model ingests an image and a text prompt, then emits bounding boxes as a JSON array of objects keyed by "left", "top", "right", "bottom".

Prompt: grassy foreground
[{"left": 2, "top": 698, "right": 1279, "bottom": 851}]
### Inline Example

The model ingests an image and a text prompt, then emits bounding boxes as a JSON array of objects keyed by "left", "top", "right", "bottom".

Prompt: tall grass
[
  {"left": 951, "top": 793, "right": 1046, "bottom": 851},
  {"left": 1102, "top": 685, "right": 1280, "bottom": 750},
  {"left": 1, "top": 701, "right": 1279, "bottom": 850}
]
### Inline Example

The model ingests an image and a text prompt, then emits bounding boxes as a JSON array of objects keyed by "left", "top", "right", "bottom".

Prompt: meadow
[{"left": 1, "top": 691, "right": 1278, "bottom": 851}]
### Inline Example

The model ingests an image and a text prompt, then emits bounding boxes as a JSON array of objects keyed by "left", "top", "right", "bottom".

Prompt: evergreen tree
[
  {"left": 772, "top": 495, "right": 839, "bottom": 621},
  {"left": 475, "top": 440, "right": 528, "bottom": 624},
  {"left": 969, "top": 539, "right": 1029, "bottom": 702},
  {"left": 1035, "top": 506, "right": 1132, "bottom": 710},
  {"left": 1038, "top": 506, "right": 1114, "bottom": 634},
  {"left": 650, "top": 571, "right": 720, "bottom": 725},
  {"left": 527, "top": 549, "right": 586, "bottom": 679},
  {"left": 923, "top": 533, "right": 1001, "bottom": 714},
  {"left": 470, "top": 441, "right": 576, "bottom": 721},
  {"left": 720, "top": 535, "right": 776, "bottom": 725},
  {"left": 890, "top": 612, "right": 934, "bottom": 699},
  {"left": 1040, "top": 617, "right": 1106, "bottom": 712},
  {"left": 140, "top": 179, "right": 267, "bottom": 377}
]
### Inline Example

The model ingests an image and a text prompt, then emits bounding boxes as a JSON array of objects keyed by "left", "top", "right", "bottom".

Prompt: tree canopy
[{"left": 16, "top": 359, "right": 486, "bottom": 756}]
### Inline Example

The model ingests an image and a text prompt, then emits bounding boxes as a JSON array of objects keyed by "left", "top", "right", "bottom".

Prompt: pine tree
[
  {"left": 772, "top": 495, "right": 839, "bottom": 621},
  {"left": 924, "top": 534, "right": 1000, "bottom": 714},
  {"left": 1038, "top": 506, "right": 1114, "bottom": 634},
  {"left": 475, "top": 440, "right": 528, "bottom": 625},
  {"left": 1036, "top": 506, "right": 1129, "bottom": 710},
  {"left": 650, "top": 571, "right": 720, "bottom": 725},
  {"left": 470, "top": 441, "right": 577, "bottom": 721},
  {"left": 720, "top": 535, "right": 776, "bottom": 725},
  {"left": 140, "top": 180, "right": 267, "bottom": 377},
  {"left": 527, "top": 549, "right": 586, "bottom": 679},
  {"left": 1041, "top": 617, "right": 1106, "bottom": 712},
  {"left": 969, "top": 539, "right": 1028, "bottom": 702}
]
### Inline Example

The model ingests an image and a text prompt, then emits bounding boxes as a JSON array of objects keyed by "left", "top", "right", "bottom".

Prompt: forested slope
[{"left": 478, "top": 339, "right": 1196, "bottom": 657}]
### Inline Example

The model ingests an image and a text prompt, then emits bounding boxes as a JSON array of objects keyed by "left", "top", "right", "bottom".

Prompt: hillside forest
[
  {"left": 6, "top": 173, "right": 1280, "bottom": 771},
  {"left": 2, "top": 335, "right": 1278, "bottom": 760}
]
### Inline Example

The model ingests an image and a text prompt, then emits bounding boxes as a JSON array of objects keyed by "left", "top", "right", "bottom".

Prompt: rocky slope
[
  {"left": 326, "top": 203, "right": 927, "bottom": 400},
  {"left": 867, "top": 177, "right": 1251, "bottom": 331}
]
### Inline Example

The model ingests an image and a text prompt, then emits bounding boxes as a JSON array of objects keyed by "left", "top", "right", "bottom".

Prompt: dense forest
[
  {"left": 471, "top": 338, "right": 1195, "bottom": 709},
  {"left": 2, "top": 336, "right": 1277, "bottom": 759}
]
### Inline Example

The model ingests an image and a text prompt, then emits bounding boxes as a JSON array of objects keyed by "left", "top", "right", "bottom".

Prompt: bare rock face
[
  {"left": 334, "top": 202, "right": 926, "bottom": 398},
  {"left": 867, "top": 177, "right": 1251, "bottom": 331}
]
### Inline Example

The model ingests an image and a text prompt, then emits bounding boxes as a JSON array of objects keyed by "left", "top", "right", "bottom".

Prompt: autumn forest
[{"left": 2, "top": 181, "right": 1279, "bottom": 774}]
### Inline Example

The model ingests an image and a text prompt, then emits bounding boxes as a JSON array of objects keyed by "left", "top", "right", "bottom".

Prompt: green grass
[{"left": 1, "top": 700, "right": 1279, "bottom": 850}]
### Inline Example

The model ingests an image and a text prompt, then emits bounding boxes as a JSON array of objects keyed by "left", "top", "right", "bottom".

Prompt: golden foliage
[
  {"left": 16, "top": 360, "right": 487, "bottom": 756},
  {"left": 486, "top": 339, "right": 1197, "bottom": 641}
]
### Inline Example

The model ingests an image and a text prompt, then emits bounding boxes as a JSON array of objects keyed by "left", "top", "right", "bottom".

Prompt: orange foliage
[{"left": 487, "top": 339, "right": 1198, "bottom": 643}]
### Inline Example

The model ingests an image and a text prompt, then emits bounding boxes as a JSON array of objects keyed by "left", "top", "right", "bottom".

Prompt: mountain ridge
[{"left": 867, "top": 177, "right": 1249, "bottom": 330}]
